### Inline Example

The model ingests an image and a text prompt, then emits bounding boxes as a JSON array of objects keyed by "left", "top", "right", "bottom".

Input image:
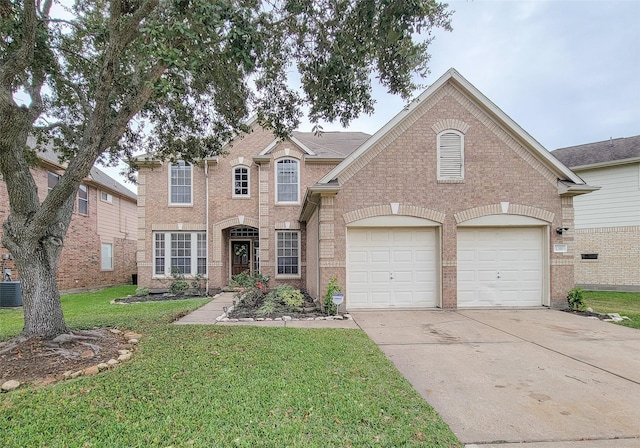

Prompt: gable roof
[
  {"left": 37, "top": 145, "right": 137, "bottom": 201},
  {"left": 317, "top": 68, "right": 587, "bottom": 186},
  {"left": 291, "top": 132, "right": 371, "bottom": 158},
  {"left": 258, "top": 131, "right": 370, "bottom": 159},
  {"left": 552, "top": 135, "right": 640, "bottom": 169}
]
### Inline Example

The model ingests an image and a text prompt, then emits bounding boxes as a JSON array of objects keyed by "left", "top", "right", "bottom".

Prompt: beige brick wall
[
  {"left": 137, "top": 125, "right": 340, "bottom": 292},
  {"left": 574, "top": 226, "right": 640, "bottom": 290},
  {"left": 318, "top": 82, "right": 574, "bottom": 309},
  {"left": 0, "top": 165, "right": 137, "bottom": 291}
]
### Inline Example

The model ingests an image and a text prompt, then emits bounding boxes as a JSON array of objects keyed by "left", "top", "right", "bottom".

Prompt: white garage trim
[
  {"left": 347, "top": 226, "right": 440, "bottom": 310},
  {"left": 346, "top": 215, "right": 440, "bottom": 227},
  {"left": 457, "top": 226, "right": 550, "bottom": 308}
]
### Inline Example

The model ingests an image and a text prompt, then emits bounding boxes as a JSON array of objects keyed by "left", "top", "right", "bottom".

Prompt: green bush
[
  {"left": 567, "top": 287, "right": 585, "bottom": 311},
  {"left": 276, "top": 284, "right": 304, "bottom": 308},
  {"left": 135, "top": 286, "right": 150, "bottom": 297},
  {"left": 169, "top": 269, "right": 189, "bottom": 295},
  {"left": 230, "top": 271, "right": 270, "bottom": 289},
  {"left": 324, "top": 277, "right": 342, "bottom": 315}
]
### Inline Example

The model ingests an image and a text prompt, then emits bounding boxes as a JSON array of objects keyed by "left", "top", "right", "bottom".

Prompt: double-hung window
[
  {"left": 170, "top": 162, "right": 192, "bottom": 205},
  {"left": 276, "top": 231, "right": 300, "bottom": 276},
  {"left": 154, "top": 232, "right": 206, "bottom": 276},
  {"left": 233, "top": 166, "right": 249, "bottom": 197},
  {"left": 47, "top": 172, "right": 59, "bottom": 194},
  {"left": 78, "top": 184, "right": 88, "bottom": 215},
  {"left": 276, "top": 159, "right": 299, "bottom": 203},
  {"left": 437, "top": 131, "right": 464, "bottom": 180}
]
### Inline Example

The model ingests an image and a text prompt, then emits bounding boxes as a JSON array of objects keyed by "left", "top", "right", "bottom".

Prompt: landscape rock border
[
  {"left": 0, "top": 329, "right": 142, "bottom": 393},
  {"left": 217, "top": 304, "right": 352, "bottom": 323}
]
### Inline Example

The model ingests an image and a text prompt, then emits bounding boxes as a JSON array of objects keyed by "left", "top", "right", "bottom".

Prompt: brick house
[
  {"left": 553, "top": 135, "right": 640, "bottom": 292},
  {"left": 136, "top": 68, "right": 595, "bottom": 309},
  {"left": 0, "top": 149, "right": 138, "bottom": 291}
]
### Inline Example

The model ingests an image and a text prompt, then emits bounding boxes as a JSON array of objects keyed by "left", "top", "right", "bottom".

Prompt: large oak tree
[{"left": 0, "top": 0, "right": 451, "bottom": 338}]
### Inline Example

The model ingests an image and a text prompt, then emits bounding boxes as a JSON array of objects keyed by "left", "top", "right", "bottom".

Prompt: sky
[{"left": 100, "top": 0, "right": 640, "bottom": 189}]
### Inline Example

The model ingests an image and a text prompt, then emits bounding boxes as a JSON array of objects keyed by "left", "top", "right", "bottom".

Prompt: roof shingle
[{"left": 552, "top": 135, "right": 640, "bottom": 168}]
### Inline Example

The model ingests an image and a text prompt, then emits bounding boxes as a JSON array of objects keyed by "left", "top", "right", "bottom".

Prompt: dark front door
[{"left": 231, "top": 241, "right": 251, "bottom": 275}]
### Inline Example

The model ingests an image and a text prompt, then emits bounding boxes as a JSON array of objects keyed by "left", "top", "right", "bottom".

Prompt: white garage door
[
  {"left": 347, "top": 228, "right": 437, "bottom": 309},
  {"left": 458, "top": 227, "right": 544, "bottom": 307}
]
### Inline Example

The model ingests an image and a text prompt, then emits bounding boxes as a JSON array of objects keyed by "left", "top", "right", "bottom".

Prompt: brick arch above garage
[
  {"left": 454, "top": 203, "right": 555, "bottom": 224},
  {"left": 343, "top": 204, "right": 446, "bottom": 225}
]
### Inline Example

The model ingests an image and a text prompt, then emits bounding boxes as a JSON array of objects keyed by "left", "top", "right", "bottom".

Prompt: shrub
[
  {"left": 169, "top": 269, "right": 189, "bottom": 295},
  {"left": 236, "top": 286, "right": 267, "bottom": 309},
  {"left": 567, "top": 287, "right": 585, "bottom": 311},
  {"left": 230, "top": 271, "right": 270, "bottom": 289},
  {"left": 135, "top": 286, "right": 150, "bottom": 297},
  {"left": 323, "top": 277, "right": 342, "bottom": 315},
  {"left": 190, "top": 273, "right": 205, "bottom": 295},
  {"left": 276, "top": 285, "right": 304, "bottom": 308}
]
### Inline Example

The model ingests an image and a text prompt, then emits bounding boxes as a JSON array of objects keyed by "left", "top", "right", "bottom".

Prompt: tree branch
[{"left": 0, "top": 1, "right": 37, "bottom": 89}]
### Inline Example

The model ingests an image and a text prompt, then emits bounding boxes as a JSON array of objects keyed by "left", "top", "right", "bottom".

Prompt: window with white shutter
[{"left": 437, "top": 131, "right": 464, "bottom": 180}]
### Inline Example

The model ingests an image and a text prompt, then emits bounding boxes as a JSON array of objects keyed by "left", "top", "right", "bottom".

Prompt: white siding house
[{"left": 553, "top": 136, "right": 640, "bottom": 291}]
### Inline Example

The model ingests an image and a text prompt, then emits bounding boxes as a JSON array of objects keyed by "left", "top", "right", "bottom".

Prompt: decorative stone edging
[
  {"left": 215, "top": 305, "right": 352, "bottom": 323},
  {"left": 0, "top": 329, "right": 142, "bottom": 393}
]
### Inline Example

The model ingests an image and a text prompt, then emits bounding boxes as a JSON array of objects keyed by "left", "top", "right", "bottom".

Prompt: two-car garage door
[
  {"left": 347, "top": 228, "right": 438, "bottom": 309},
  {"left": 346, "top": 225, "right": 544, "bottom": 309}
]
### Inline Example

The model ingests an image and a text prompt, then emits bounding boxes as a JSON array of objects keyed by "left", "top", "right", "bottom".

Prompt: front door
[{"left": 231, "top": 241, "right": 251, "bottom": 275}]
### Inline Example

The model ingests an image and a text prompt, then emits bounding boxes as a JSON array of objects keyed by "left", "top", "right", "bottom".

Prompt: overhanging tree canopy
[{"left": 0, "top": 0, "right": 452, "bottom": 338}]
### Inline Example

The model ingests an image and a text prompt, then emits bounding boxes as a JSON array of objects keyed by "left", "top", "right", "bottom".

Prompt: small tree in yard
[{"left": 0, "top": 0, "right": 451, "bottom": 339}]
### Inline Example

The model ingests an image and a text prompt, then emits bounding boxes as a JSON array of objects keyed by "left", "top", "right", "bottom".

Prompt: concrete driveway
[{"left": 351, "top": 308, "right": 640, "bottom": 447}]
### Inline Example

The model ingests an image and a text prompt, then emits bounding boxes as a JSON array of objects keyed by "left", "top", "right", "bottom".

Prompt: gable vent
[{"left": 438, "top": 131, "right": 464, "bottom": 179}]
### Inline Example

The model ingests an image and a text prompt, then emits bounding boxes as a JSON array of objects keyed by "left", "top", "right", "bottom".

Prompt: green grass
[
  {"left": 583, "top": 290, "right": 640, "bottom": 329},
  {"left": 0, "top": 285, "right": 209, "bottom": 340},
  {"left": 0, "top": 287, "right": 461, "bottom": 447}
]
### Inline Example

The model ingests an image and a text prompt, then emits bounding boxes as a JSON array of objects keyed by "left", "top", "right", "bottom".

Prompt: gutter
[{"left": 205, "top": 160, "right": 209, "bottom": 294}]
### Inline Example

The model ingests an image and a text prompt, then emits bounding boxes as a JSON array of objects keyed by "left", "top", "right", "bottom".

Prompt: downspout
[{"left": 204, "top": 160, "right": 209, "bottom": 294}]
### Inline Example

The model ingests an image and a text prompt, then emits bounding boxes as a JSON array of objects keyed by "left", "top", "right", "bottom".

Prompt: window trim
[
  {"left": 437, "top": 130, "right": 465, "bottom": 181},
  {"left": 153, "top": 231, "right": 207, "bottom": 277},
  {"left": 232, "top": 165, "right": 250, "bottom": 198},
  {"left": 168, "top": 162, "right": 193, "bottom": 206},
  {"left": 275, "top": 158, "right": 300, "bottom": 204},
  {"left": 275, "top": 230, "right": 301, "bottom": 278},
  {"left": 100, "top": 191, "right": 113, "bottom": 203},
  {"left": 78, "top": 184, "right": 89, "bottom": 215},
  {"left": 101, "top": 242, "right": 113, "bottom": 271}
]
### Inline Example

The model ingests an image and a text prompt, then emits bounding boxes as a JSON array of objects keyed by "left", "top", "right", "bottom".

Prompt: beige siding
[
  {"left": 573, "top": 163, "right": 640, "bottom": 229},
  {"left": 97, "top": 192, "right": 137, "bottom": 242}
]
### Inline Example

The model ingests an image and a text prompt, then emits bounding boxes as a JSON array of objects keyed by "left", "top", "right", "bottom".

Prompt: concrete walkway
[
  {"left": 351, "top": 308, "right": 640, "bottom": 448},
  {"left": 174, "top": 292, "right": 358, "bottom": 328}
]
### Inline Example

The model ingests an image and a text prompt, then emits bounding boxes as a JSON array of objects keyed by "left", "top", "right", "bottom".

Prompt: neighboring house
[
  {"left": 553, "top": 136, "right": 640, "bottom": 291},
  {"left": 136, "top": 68, "right": 595, "bottom": 309},
  {"left": 0, "top": 149, "right": 138, "bottom": 290}
]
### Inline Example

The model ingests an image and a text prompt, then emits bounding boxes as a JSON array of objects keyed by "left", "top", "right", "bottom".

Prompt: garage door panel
[
  {"left": 347, "top": 227, "right": 438, "bottom": 309},
  {"left": 458, "top": 227, "right": 543, "bottom": 308}
]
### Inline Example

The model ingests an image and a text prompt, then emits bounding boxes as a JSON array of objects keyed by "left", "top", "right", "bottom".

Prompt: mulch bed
[{"left": 228, "top": 290, "right": 326, "bottom": 319}]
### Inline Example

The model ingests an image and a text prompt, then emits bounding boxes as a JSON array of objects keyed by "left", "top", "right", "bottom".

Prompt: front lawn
[
  {"left": 0, "top": 287, "right": 461, "bottom": 447},
  {"left": 583, "top": 290, "right": 640, "bottom": 329},
  {"left": 0, "top": 285, "right": 208, "bottom": 340}
]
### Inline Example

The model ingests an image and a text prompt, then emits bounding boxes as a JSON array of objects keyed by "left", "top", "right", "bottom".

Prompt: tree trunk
[{"left": 3, "top": 218, "right": 70, "bottom": 338}]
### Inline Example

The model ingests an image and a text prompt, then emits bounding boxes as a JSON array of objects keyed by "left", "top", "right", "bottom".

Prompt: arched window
[
  {"left": 437, "top": 131, "right": 464, "bottom": 180},
  {"left": 233, "top": 166, "right": 249, "bottom": 197},
  {"left": 276, "top": 159, "right": 299, "bottom": 203}
]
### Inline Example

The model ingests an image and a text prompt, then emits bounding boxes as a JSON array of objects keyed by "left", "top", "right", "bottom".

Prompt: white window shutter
[{"left": 439, "top": 132, "right": 463, "bottom": 179}]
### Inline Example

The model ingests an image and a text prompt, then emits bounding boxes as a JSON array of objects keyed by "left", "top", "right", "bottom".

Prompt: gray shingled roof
[
  {"left": 36, "top": 144, "right": 136, "bottom": 200},
  {"left": 552, "top": 135, "right": 640, "bottom": 169},
  {"left": 292, "top": 131, "right": 370, "bottom": 158}
]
